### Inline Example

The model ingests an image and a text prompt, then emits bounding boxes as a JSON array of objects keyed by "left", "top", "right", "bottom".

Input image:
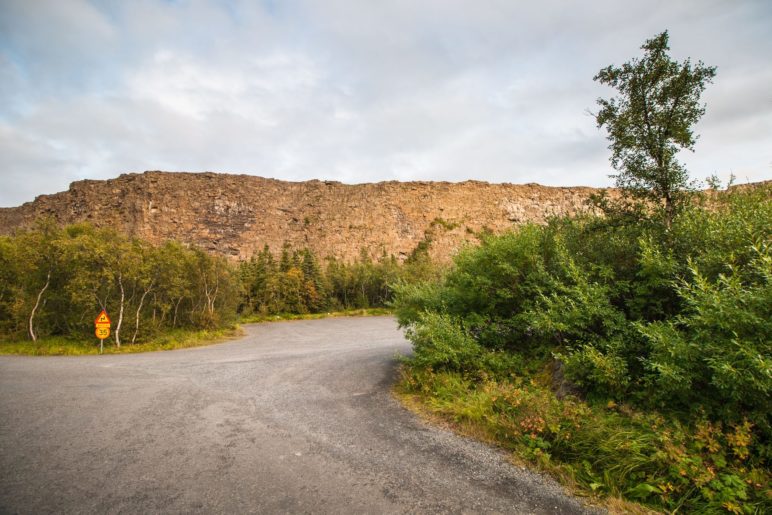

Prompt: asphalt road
[{"left": 0, "top": 317, "right": 595, "bottom": 514}]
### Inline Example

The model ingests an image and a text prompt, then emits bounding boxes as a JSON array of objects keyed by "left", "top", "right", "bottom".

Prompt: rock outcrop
[{"left": 0, "top": 171, "right": 604, "bottom": 262}]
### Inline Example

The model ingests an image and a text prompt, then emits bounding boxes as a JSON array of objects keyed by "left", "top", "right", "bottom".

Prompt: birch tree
[{"left": 594, "top": 31, "right": 716, "bottom": 227}]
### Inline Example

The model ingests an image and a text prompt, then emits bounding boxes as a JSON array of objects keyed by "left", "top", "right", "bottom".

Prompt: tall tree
[
  {"left": 301, "top": 249, "right": 326, "bottom": 312},
  {"left": 279, "top": 242, "right": 293, "bottom": 272},
  {"left": 130, "top": 240, "right": 156, "bottom": 344},
  {"left": 594, "top": 31, "right": 716, "bottom": 226},
  {"left": 154, "top": 241, "right": 194, "bottom": 328},
  {"left": 0, "top": 237, "right": 18, "bottom": 336},
  {"left": 17, "top": 220, "right": 62, "bottom": 341}
]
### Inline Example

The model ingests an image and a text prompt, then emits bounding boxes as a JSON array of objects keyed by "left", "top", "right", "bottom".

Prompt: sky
[{"left": 0, "top": 0, "right": 770, "bottom": 207}]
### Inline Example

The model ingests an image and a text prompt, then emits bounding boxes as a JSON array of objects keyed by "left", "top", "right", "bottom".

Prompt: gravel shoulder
[{"left": 0, "top": 316, "right": 597, "bottom": 514}]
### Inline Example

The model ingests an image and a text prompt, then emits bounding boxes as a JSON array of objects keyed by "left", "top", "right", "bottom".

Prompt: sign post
[{"left": 94, "top": 309, "right": 111, "bottom": 354}]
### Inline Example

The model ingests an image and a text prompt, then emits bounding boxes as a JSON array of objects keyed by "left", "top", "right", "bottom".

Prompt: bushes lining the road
[
  {"left": 0, "top": 222, "right": 239, "bottom": 347},
  {"left": 0, "top": 222, "right": 435, "bottom": 352},
  {"left": 394, "top": 185, "right": 771, "bottom": 512},
  {"left": 237, "top": 241, "right": 439, "bottom": 317}
]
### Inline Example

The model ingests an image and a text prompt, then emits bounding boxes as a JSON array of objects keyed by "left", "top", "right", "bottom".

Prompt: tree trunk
[
  {"left": 203, "top": 274, "right": 219, "bottom": 315},
  {"left": 131, "top": 281, "right": 153, "bottom": 344},
  {"left": 173, "top": 297, "right": 182, "bottom": 327},
  {"left": 28, "top": 270, "right": 51, "bottom": 342},
  {"left": 115, "top": 272, "right": 124, "bottom": 347}
]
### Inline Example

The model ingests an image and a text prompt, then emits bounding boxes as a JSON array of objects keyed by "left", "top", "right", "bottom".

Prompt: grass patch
[
  {"left": 0, "top": 309, "right": 392, "bottom": 356},
  {"left": 0, "top": 326, "right": 243, "bottom": 356},
  {"left": 396, "top": 365, "right": 771, "bottom": 514},
  {"left": 239, "top": 307, "right": 392, "bottom": 324}
]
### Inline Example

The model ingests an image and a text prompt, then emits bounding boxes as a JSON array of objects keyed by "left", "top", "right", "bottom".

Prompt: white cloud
[{"left": 0, "top": 0, "right": 770, "bottom": 206}]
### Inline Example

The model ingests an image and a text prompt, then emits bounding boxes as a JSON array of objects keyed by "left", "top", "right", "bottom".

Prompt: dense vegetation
[
  {"left": 0, "top": 222, "right": 239, "bottom": 350},
  {"left": 237, "top": 242, "right": 437, "bottom": 317},
  {"left": 0, "top": 220, "right": 436, "bottom": 352},
  {"left": 393, "top": 185, "right": 771, "bottom": 512},
  {"left": 393, "top": 33, "right": 769, "bottom": 512}
]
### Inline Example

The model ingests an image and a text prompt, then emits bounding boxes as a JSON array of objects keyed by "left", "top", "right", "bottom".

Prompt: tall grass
[{"left": 397, "top": 366, "right": 770, "bottom": 513}]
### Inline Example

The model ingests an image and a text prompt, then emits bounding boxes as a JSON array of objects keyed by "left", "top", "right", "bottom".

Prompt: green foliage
[
  {"left": 595, "top": 30, "right": 716, "bottom": 224},
  {"left": 2, "top": 221, "right": 439, "bottom": 351},
  {"left": 391, "top": 280, "right": 446, "bottom": 328},
  {"left": 394, "top": 185, "right": 772, "bottom": 511},
  {"left": 238, "top": 243, "right": 438, "bottom": 316},
  {"left": 0, "top": 326, "right": 241, "bottom": 355},
  {"left": 0, "top": 222, "right": 238, "bottom": 348},
  {"left": 405, "top": 311, "right": 484, "bottom": 373},
  {"left": 640, "top": 248, "right": 771, "bottom": 430},
  {"left": 398, "top": 368, "right": 770, "bottom": 513}
]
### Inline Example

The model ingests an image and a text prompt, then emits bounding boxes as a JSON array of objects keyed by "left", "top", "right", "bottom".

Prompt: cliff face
[{"left": 0, "top": 171, "right": 603, "bottom": 262}]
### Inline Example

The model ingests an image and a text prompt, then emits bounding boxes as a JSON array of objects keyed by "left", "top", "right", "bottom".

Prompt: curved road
[{"left": 1, "top": 317, "right": 594, "bottom": 514}]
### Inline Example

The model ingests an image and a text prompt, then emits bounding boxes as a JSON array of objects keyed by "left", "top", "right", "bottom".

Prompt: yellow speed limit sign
[{"left": 95, "top": 326, "right": 110, "bottom": 340}]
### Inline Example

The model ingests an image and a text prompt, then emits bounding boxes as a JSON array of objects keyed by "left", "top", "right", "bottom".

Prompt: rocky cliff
[{"left": 0, "top": 171, "right": 604, "bottom": 262}]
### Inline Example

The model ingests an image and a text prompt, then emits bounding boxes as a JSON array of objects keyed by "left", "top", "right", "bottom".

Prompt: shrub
[
  {"left": 639, "top": 248, "right": 772, "bottom": 433},
  {"left": 405, "top": 311, "right": 484, "bottom": 373},
  {"left": 399, "top": 367, "right": 771, "bottom": 513},
  {"left": 394, "top": 185, "right": 772, "bottom": 510}
]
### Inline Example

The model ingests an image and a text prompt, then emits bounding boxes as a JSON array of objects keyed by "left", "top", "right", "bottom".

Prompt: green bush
[
  {"left": 404, "top": 311, "right": 523, "bottom": 378},
  {"left": 0, "top": 222, "right": 239, "bottom": 346},
  {"left": 639, "top": 248, "right": 771, "bottom": 431},
  {"left": 398, "top": 368, "right": 770, "bottom": 513},
  {"left": 397, "top": 186, "right": 771, "bottom": 420},
  {"left": 394, "top": 185, "right": 772, "bottom": 511},
  {"left": 391, "top": 280, "right": 447, "bottom": 327},
  {"left": 405, "top": 311, "right": 484, "bottom": 373},
  {"left": 240, "top": 243, "right": 439, "bottom": 317}
]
